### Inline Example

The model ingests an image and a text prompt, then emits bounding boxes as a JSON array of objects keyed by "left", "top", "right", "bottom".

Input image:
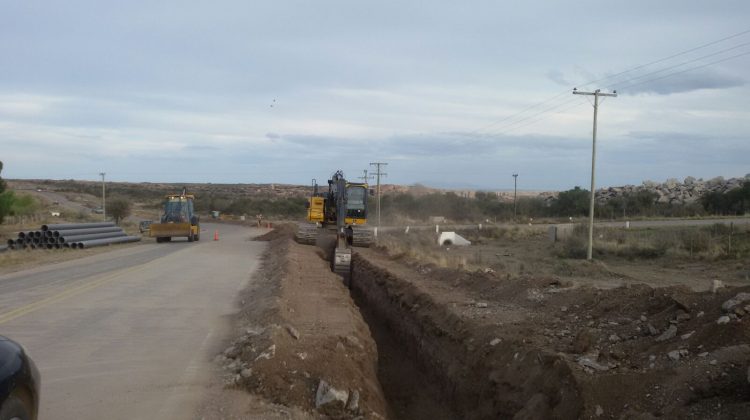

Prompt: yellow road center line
[{"left": 0, "top": 247, "right": 191, "bottom": 325}]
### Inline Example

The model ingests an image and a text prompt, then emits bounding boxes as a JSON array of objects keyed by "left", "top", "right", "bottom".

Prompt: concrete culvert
[{"left": 437, "top": 232, "right": 471, "bottom": 247}]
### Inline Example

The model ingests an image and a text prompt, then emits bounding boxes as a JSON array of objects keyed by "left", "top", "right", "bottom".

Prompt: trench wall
[{"left": 351, "top": 252, "right": 585, "bottom": 419}]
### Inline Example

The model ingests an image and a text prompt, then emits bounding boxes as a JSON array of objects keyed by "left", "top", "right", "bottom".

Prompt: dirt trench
[
  {"left": 349, "top": 247, "right": 750, "bottom": 419},
  {"left": 219, "top": 227, "right": 750, "bottom": 419},
  {"left": 349, "top": 252, "right": 583, "bottom": 420}
]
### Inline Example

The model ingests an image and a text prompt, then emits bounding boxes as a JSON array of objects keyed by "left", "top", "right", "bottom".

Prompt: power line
[
  {"left": 480, "top": 97, "right": 584, "bottom": 135},
  {"left": 498, "top": 99, "right": 589, "bottom": 135},
  {"left": 477, "top": 44, "right": 750, "bottom": 136},
  {"left": 468, "top": 91, "right": 570, "bottom": 135},
  {"left": 614, "top": 50, "right": 750, "bottom": 93},
  {"left": 469, "top": 28, "right": 750, "bottom": 136},
  {"left": 579, "top": 29, "right": 750, "bottom": 90},
  {"left": 607, "top": 41, "right": 750, "bottom": 90}
]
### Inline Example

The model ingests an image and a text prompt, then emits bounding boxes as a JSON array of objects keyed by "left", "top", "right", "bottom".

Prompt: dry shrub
[{"left": 556, "top": 223, "right": 750, "bottom": 261}]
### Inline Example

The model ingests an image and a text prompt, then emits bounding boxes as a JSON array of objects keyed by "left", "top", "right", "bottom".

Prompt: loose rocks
[
  {"left": 315, "top": 380, "right": 349, "bottom": 411},
  {"left": 655, "top": 325, "right": 678, "bottom": 342},
  {"left": 721, "top": 292, "right": 750, "bottom": 312},
  {"left": 286, "top": 325, "right": 300, "bottom": 340}
]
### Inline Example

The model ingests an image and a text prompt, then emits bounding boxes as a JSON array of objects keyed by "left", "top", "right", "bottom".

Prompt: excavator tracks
[
  {"left": 351, "top": 226, "right": 374, "bottom": 248},
  {"left": 294, "top": 223, "right": 319, "bottom": 245}
]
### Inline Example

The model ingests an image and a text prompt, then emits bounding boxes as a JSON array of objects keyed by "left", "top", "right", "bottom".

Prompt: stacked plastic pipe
[{"left": 6, "top": 222, "right": 141, "bottom": 250}]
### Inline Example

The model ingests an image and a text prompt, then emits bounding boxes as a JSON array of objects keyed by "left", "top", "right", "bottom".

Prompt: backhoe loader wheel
[
  {"left": 188, "top": 234, "right": 194, "bottom": 242},
  {"left": 195, "top": 233, "right": 200, "bottom": 241}
]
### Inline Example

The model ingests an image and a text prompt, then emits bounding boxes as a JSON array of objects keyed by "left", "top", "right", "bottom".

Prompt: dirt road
[{"left": 0, "top": 223, "right": 267, "bottom": 419}]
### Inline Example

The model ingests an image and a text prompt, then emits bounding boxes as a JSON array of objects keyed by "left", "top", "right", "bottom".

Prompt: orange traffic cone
[{"left": 214, "top": 230, "right": 219, "bottom": 241}]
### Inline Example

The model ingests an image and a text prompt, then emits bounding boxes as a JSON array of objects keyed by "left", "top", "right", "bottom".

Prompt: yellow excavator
[
  {"left": 295, "top": 170, "right": 374, "bottom": 274},
  {"left": 150, "top": 189, "right": 200, "bottom": 243}
]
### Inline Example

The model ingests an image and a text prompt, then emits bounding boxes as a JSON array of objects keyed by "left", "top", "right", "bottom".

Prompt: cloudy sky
[{"left": 1, "top": 1, "right": 748, "bottom": 190}]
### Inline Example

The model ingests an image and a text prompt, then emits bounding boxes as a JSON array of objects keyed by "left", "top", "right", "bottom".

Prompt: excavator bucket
[{"left": 333, "top": 246, "right": 352, "bottom": 274}]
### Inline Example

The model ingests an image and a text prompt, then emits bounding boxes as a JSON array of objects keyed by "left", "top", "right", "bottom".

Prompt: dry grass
[
  {"left": 557, "top": 223, "right": 750, "bottom": 260},
  {"left": 374, "top": 225, "right": 547, "bottom": 271}
]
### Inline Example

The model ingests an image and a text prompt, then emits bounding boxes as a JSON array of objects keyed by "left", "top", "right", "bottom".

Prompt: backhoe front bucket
[{"left": 150, "top": 222, "right": 192, "bottom": 238}]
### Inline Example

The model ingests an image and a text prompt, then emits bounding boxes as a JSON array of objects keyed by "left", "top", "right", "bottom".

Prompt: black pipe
[
  {"left": 53, "top": 227, "right": 123, "bottom": 237},
  {"left": 59, "top": 232, "right": 127, "bottom": 243},
  {"left": 42, "top": 222, "right": 116, "bottom": 231},
  {"left": 76, "top": 236, "right": 141, "bottom": 249}
]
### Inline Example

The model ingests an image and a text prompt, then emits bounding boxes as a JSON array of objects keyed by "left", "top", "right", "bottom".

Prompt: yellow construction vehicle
[
  {"left": 150, "top": 189, "right": 200, "bottom": 243},
  {"left": 295, "top": 171, "right": 374, "bottom": 274}
]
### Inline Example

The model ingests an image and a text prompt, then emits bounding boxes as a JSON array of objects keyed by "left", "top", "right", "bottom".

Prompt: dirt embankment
[
  {"left": 215, "top": 231, "right": 388, "bottom": 418},
  {"left": 352, "top": 248, "right": 750, "bottom": 419}
]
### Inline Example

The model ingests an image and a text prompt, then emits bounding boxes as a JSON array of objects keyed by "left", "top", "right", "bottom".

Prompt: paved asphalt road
[{"left": 0, "top": 223, "right": 267, "bottom": 419}]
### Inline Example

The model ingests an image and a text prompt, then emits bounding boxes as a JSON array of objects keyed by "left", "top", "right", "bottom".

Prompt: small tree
[
  {"left": 108, "top": 197, "right": 131, "bottom": 224},
  {"left": 551, "top": 187, "right": 590, "bottom": 217}
]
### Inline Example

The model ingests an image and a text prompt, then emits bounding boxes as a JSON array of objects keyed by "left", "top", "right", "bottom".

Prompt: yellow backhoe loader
[{"left": 150, "top": 189, "right": 200, "bottom": 243}]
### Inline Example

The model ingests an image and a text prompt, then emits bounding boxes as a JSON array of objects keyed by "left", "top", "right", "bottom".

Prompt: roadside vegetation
[
  {"left": 557, "top": 223, "right": 750, "bottom": 261},
  {"left": 107, "top": 197, "right": 132, "bottom": 224},
  {"left": 10, "top": 177, "right": 750, "bottom": 223},
  {"left": 381, "top": 182, "right": 749, "bottom": 223},
  {"left": 0, "top": 162, "right": 41, "bottom": 224}
]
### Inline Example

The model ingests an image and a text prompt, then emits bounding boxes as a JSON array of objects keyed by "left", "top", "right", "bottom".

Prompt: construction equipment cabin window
[
  {"left": 163, "top": 198, "right": 189, "bottom": 222},
  {"left": 347, "top": 186, "right": 367, "bottom": 218}
]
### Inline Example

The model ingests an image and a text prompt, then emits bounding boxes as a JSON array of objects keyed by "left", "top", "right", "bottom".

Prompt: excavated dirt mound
[
  {"left": 215, "top": 230, "right": 388, "bottom": 418},
  {"left": 253, "top": 222, "right": 298, "bottom": 241},
  {"left": 353, "top": 248, "right": 750, "bottom": 419}
]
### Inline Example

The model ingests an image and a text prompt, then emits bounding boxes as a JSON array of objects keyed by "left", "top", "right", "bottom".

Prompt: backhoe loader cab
[{"left": 150, "top": 193, "right": 200, "bottom": 243}]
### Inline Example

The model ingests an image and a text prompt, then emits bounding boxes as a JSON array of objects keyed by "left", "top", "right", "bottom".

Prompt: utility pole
[
  {"left": 369, "top": 162, "right": 388, "bottom": 228},
  {"left": 99, "top": 172, "right": 106, "bottom": 221},
  {"left": 572, "top": 88, "right": 617, "bottom": 260},
  {"left": 359, "top": 170, "right": 373, "bottom": 183},
  {"left": 512, "top": 173, "right": 518, "bottom": 219}
]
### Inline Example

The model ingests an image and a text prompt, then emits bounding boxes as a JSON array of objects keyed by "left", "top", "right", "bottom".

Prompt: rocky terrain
[{"left": 597, "top": 175, "right": 750, "bottom": 205}]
